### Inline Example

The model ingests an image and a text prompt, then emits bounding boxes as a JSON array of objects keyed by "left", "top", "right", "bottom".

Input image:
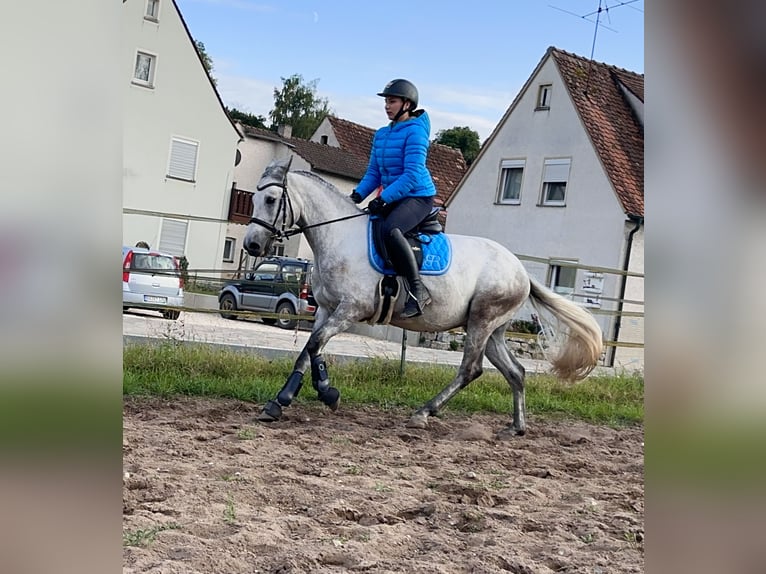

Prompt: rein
[{"left": 249, "top": 181, "right": 368, "bottom": 242}]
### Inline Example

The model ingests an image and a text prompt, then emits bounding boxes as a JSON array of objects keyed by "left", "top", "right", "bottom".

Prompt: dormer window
[
  {"left": 536, "top": 84, "right": 552, "bottom": 110},
  {"left": 320, "top": 135, "right": 328, "bottom": 145}
]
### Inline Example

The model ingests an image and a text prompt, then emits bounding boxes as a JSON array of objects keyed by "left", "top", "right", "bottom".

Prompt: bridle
[{"left": 249, "top": 179, "right": 368, "bottom": 244}]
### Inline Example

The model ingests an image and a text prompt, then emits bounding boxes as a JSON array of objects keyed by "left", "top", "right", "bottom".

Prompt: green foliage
[
  {"left": 269, "top": 74, "right": 332, "bottom": 139},
  {"left": 123, "top": 344, "right": 643, "bottom": 426},
  {"left": 434, "top": 126, "right": 481, "bottom": 165},
  {"left": 226, "top": 106, "right": 267, "bottom": 129},
  {"left": 194, "top": 40, "right": 216, "bottom": 86},
  {"left": 123, "top": 523, "right": 180, "bottom": 547},
  {"left": 509, "top": 319, "right": 541, "bottom": 335}
]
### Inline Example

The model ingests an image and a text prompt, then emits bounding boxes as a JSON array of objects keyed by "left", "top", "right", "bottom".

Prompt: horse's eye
[{"left": 265, "top": 196, "right": 276, "bottom": 205}]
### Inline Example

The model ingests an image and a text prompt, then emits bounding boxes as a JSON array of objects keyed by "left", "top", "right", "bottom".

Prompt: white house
[
  {"left": 445, "top": 47, "right": 644, "bottom": 370},
  {"left": 122, "top": 0, "right": 242, "bottom": 273}
]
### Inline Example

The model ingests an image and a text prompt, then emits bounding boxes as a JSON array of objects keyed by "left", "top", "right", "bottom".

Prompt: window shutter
[
  {"left": 168, "top": 138, "right": 198, "bottom": 181},
  {"left": 158, "top": 219, "right": 188, "bottom": 256},
  {"left": 543, "top": 159, "right": 570, "bottom": 182}
]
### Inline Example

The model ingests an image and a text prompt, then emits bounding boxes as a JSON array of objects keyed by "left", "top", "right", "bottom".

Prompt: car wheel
[
  {"left": 219, "top": 293, "right": 238, "bottom": 320},
  {"left": 275, "top": 301, "right": 297, "bottom": 330},
  {"left": 162, "top": 310, "right": 181, "bottom": 320}
]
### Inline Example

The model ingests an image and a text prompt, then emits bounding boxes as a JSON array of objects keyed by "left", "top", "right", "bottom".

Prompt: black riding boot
[{"left": 386, "top": 228, "right": 431, "bottom": 318}]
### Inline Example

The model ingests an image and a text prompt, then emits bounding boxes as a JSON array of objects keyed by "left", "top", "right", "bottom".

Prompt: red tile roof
[{"left": 551, "top": 48, "right": 644, "bottom": 217}]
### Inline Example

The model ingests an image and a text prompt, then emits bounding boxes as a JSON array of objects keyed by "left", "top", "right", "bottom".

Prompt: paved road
[{"left": 122, "top": 308, "right": 563, "bottom": 374}]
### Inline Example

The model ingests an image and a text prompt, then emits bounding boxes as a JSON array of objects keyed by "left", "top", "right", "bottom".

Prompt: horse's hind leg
[
  {"left": 484, "top": 326, "right": 527, "bottom": 437},
  {"left": 406, "top": 325, "right": 492, "bottom": 429}
]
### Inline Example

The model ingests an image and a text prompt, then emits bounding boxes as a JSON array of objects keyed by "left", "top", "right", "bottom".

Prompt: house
[
  {"left": 444, "top": 47, "right": 644, "bottom": 370},
  {"left": 122, "top": 0, "right": 242, "bottom": 274},
  {"left": 223, "top": 117, "right": 467, "bottom": 275}
]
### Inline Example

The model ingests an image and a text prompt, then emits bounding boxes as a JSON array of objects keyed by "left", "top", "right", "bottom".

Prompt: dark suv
[{"left": 218, "top": 256, "right": 317, "bottom": 329}]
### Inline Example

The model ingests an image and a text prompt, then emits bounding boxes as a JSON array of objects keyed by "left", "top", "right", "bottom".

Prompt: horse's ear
[{"left": 258, "top": 156, "right": 293, "bottom": 190}]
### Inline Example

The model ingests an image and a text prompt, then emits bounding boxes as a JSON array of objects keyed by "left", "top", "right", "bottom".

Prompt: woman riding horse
[{"left": 350, "top": 79, "right": 435, "bottom": 319}]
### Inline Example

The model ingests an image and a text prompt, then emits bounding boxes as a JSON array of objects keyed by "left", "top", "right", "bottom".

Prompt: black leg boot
[{"left": 385, "top": 228, "right": 431, "bottom": 318}]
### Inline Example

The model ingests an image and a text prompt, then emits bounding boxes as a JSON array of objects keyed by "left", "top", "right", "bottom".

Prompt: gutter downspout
[{"left": 610, "top": 214, "right": 643, "bottom": 367}]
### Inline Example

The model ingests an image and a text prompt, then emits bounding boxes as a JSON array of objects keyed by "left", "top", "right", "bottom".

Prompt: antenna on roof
[{"left": 548, "top": 0, "right": 643, "bottom": 96}]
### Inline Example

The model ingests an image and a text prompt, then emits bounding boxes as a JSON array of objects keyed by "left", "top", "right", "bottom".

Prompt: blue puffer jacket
[{"left": 355, "top": 110, "right": 437, "bottom": 204}]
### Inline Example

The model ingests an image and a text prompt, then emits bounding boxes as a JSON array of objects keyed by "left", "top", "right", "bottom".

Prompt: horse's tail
[{"left": 528, "top": 276, "right": 604, "bottom": 381}]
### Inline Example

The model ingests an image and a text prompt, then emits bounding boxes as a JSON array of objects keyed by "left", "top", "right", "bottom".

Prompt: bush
[{"left": 509, "top": 319, "right": 540, "bottom": 335}]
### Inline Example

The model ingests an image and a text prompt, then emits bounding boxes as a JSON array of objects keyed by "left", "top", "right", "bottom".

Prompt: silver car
[{"left": 122, "top": 246, "right": 184, "bottom": 320}]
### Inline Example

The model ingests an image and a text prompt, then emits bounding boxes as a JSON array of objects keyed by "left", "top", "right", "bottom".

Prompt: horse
[{"left": 243, "top": 157, "right": 603, "bottom": 437}]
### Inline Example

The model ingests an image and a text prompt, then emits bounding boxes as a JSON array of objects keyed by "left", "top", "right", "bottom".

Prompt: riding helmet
[{"left": 377, "top": 79, "right": 419, "bottom": 109}]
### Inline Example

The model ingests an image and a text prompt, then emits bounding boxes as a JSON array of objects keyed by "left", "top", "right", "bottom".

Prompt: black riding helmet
[{"left": 377, "top": 79, "right": 419, "bottom": 121}]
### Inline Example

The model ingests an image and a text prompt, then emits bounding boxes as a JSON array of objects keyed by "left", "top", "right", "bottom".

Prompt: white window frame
[
  {"left": 223, "top": 237, "right": 236, "bottom": 263},
  {"left": 548, "top": 259, "right": 578, "bottom": 297},
  {"left": 536, "top": 84, "right": 552, "bottom": 110},
  {"left": 540, "top": 158, "right": 571, "bottom": 206},
  {"left": 145, "top": 0, "right": 160, "bottom": 21},
  {"left": 132, "top": 50, "right": 157, "bottom": 88},
  {"left": 167, "top": 137, "right": 199, "bottom": 182},
  {"left": 497, "top": 159, "right": 525, "bottom": 204}
]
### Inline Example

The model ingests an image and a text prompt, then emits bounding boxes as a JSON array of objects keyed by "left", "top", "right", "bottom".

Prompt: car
[
  {"left": 218, "top": 256, "right": 317, "bottom": 329},
  {"left": 122, "top": 245, "right": 184, "bottom": 320}
]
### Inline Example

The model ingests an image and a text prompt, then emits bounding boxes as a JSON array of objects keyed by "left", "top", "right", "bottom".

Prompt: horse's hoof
[
  {"left": 406, "top": 413, "right": 428, "bottom": 429},
  {"left": 496, "top": 426, "right": 526, "bottom": 440},
  {"left": 319, "top": 387, "right": 340, "bottom": 411},
  {"left": 257, "top": 400, "right": 282, "bottom": 422}
]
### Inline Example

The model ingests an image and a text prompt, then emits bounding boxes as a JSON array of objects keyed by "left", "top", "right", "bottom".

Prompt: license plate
[{"left": 144, "top": 295, "right": 167, "bottom": 303}]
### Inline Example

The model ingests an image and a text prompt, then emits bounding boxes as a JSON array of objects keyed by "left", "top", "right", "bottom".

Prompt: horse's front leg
[{"left": 257, "top": 305, "right": 358, "bottom": 421}]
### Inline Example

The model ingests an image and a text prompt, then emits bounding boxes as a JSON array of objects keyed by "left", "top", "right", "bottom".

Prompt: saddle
[{"left": 370, "top": 207, "right": 443, "bottom": 270}]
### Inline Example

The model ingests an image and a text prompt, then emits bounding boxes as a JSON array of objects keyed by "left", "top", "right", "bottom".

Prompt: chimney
[{"left": 277, "top": 125, "right": 292, "bottom": 139}]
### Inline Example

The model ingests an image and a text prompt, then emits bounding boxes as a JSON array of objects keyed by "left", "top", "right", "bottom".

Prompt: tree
[
  {"left": 434, "top": 126, "right": 481, "bottom": 165},
  {"left": 269, "top": 74, "right": 332, "bottom": 139},
  {"left": 226, "top": 107, "right": 267, "bottom": 129},
  {"left": 194, "top": 40, "right": 216, "bottom": 86}
]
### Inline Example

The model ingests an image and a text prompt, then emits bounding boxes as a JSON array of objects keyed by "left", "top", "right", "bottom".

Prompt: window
[
  {"left": 497, "top": 159, "right": 525, "bottom": 204},
  {"left": 133, "top": 51, "right": 156, "bottom": 87},
  {"left": 145, "top": 0, "right": 160, "bottom": 20},
  {"left": 320, "top": 135, "right": 328, "bottom": 145},
  {"left": 167, "top": 137, "right": 199, "bottom": 182},
  {"left": 223, "top": 237, "right": 236, "bottom": 262},
  {"left": 536, "top": 84, "right": 552, "bottom": 109},
  {"left": 548, "top": 260, "right": 577, "bottom": 296},
  {"left": 158, "top": 219, "right": 188, "bottom": 257},
  {"left": 541, "top": 158, "right": 571, "bottom": 206}
]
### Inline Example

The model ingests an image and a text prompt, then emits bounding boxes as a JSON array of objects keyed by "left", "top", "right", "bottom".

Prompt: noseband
[{"left": 249, "top": 177, "right": 368, "bottom": 243}]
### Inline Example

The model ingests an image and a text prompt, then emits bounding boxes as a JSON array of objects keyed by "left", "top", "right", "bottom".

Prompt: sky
[{"left": 175, "top": 0, "right": 644, "bottom": 141}]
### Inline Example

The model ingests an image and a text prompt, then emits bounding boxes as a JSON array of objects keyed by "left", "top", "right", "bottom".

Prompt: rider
[{"left": 349, "top": 79, "right": 436, "bottom": 318}]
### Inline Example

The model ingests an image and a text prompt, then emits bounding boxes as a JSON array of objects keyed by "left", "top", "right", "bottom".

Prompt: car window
[
  {"left": 281, "top": 264, "right": 304, "bottom": 282},
  {"left": 253, "top": 262, "right": 279, "bottom": 280},
  {"left": 132, "top": 254, "right": 177, "bottom": 273}
]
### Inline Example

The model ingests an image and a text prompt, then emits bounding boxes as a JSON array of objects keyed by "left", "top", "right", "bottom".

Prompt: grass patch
[
  {"left": 123, "top": 343, "right": 643, "bottom": 426},
  {"left": 123, "top": 523, "right": 180, "bottom": 547}
]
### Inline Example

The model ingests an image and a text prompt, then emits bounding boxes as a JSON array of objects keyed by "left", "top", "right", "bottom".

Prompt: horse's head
[{"left": 244, "top": 157, "right": 297, "bottom": 256}]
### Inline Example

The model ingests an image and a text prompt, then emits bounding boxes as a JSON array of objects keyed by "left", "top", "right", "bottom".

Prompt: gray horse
[{"left": 244, "top": 158, "right": 603, "bottom": 436}]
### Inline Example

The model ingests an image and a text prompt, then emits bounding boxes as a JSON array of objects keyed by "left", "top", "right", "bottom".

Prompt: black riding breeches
[{"left": 379, "top": 196, "right": 434, "bottom": 241}]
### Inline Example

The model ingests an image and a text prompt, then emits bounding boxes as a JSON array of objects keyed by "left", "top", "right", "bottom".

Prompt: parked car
[
  {"left": 122, "top": 246, "right": 184, "bottom": 320},
  {"left": 218, "top": 256, "right": 317, "bottom": 329}
]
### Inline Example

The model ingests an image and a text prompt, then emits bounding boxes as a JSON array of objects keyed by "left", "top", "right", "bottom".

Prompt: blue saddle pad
[{"left": 367, "top": 220, "right": 452, "bottom": 276}]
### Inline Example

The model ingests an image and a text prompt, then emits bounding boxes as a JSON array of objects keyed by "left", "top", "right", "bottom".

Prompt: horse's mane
[{"left": 293, "top": 170, "right": 348, "bottom": 199}]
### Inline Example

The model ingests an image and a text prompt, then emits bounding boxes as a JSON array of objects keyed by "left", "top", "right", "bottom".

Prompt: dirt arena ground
[{"left": 123, "top": 397, "right": 644, "bottom": 573}]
